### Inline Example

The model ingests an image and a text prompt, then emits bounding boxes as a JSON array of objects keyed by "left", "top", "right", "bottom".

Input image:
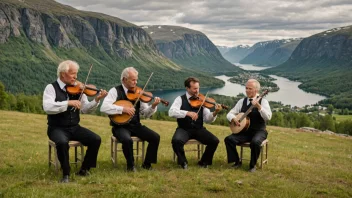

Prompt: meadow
[{"left": 0, "top": 110, "right": 351, "bottom": 197}]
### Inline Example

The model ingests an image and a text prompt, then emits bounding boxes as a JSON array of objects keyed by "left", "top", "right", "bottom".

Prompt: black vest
[
  {"left": 177, "top": 94, "right": 204, "bottom": 130},
  {"left": 110, "top": 85, "right": 141, "bottom": 126},
  {"left": 241, "top": 97, "right": 266, "bottom": 131},
  {"left": 47, "top": 81, "right": 81, "bottom": 127}
]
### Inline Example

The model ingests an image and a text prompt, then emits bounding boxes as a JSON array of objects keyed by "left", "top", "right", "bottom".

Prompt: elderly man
[
  {"left": 43, "top": 60, "right": 107, "bottom": 183},
  {"left": 224, "top": 79, "right": 272, "bottom": 173},
  {"left": 100, "top": 67, "right": 161, "bottom": 172}
]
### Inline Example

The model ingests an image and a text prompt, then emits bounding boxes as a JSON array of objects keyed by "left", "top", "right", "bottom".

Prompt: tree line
[{"left": 1, "top": 81, "right": 351, "bottom": 136}]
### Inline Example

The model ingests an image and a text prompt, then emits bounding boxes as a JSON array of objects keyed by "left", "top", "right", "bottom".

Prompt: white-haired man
[
  {"left": 224, "top": 79, "right": 272, "bottom": 172},
  {"left": 100, "top": 67, "right": 161, "bottom": 172},
  {"left": 43, "top": 60, "right": 107, "bottom": 183}
]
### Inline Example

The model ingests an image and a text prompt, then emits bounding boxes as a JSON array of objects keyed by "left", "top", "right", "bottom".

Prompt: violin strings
[
  {"left": 196, "top": 91, "right": 209, "bottom": 115},
  {"left": 134, "top": 72, "right": 154, "bottom": 108},
  {"left": 73, "top": 64, "right": 93, "bottom": 112}
]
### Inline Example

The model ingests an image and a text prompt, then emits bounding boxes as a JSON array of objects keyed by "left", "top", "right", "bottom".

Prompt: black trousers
[
  {"left": 112, "top": 124, "right": 160, "bottom": 167},
  {"left": 172, "top": 127, "right": 219, "bottom": 165},
  {"left": 224, "top": 128, "right": 267, "bottom": 168},
  {"left": 47, "top": 125, "right": 101, "bottom": 176}
]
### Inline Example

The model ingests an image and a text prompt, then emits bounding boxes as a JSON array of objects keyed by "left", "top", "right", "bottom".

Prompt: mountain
[
  {"left": 240, "top": 38, "right": 302, "bottom": 66},
  {"left": 265, "top": 25, "right": 352, "bottom": 109},
  {"left": 216, "top": 45, "right": 232, "bottom": 55},
  {"left": 0, "top": 0, "right": 224, "bottom": 95},
  {"left": 222, "top": 45, "right": 251, "bottom": 63},
  {"left": 143, "top": 25, "right": 241, "bottom": 74}
]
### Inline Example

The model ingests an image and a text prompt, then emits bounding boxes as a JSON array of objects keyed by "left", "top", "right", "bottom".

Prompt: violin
[
  {"left": 66, "top": 80, "right": 101, "bottom": 97},
  {"left": 127, "top": 86, "right": 169, "bottom": 106},
  {"left": 189, "top": 93, "right": 229, "bottom": 110}
]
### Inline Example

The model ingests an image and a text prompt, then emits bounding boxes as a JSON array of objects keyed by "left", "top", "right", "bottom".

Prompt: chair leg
[
  {"left": 142, "top": 141, "right": 145, "bottom": 162},
  {"left": 54, "top": 147, "right": 59, "bottom": 172},
  {"left": 260, "top": 146, "right": 263, "bottom": 169},
  {"left": 49, "top": 144, "right": 51, "bottom": 168},
  {"left": 266, "top": 142, "right": 269, "bottom": 165},
  {"left": 197, "top": 144, "right": 200, "bottom": 160},
  {"left": 111, "top": 138, "right": 114, "bottom": 165},
  {"left": 240, "top": 146, "right": 244, "bottom": 162},
  {"left": 74, "top": 146, "right": 78, "bottom": 168},
  {"left": 114, "top": 140, "right": 117, "bottom": 167},
  {"left": 136, "top": 141, "right": 139, "bottom": 163},
  {"left": 80, "top": 145, "right": 84, "bottom": 166},
  {"left": 201, "top": 144, "right": 204, "bottom": 156}
]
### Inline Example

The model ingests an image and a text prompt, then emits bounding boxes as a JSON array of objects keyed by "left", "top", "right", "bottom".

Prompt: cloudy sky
[{"left": 55, "top": 0, "right": 352, "bottom": 47}]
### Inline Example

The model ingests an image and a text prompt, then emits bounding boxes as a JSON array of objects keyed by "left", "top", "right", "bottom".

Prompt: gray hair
[
  {"left": 57, "top": 60, "right": 79, "bottom": 77},
  {"left": 121, "top": 67, "right": 138, "bottom": 83},
  {"left": 247, "top": 79, "right": 261, "bottom": 92}
]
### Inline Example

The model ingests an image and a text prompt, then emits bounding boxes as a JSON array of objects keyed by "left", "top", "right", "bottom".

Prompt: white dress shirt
[
  {"left": 42, "top": 78, "right": 99, "bottom": 115},
  {"left": 168, "top": 92, "right": 217, "bottom": 123},
  {"left": 100, "top": 84, "right": 157, "bottom": 118},
  {"left": 227, "top": 95, "right": 272, "bottom": 122}
]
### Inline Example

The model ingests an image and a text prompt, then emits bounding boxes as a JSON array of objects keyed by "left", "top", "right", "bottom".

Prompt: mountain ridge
[
  {"left": 144, "top": 25, "right": 241, "bottom": 74},
  {"left": 240, "top": 38, "right": 302, "bottom": 66},
  {"left": 265, "top": 25, "right": 352, "bottom": 109},
  {"left": 0, "top": 0, "right": 225, "bottom": 94}
]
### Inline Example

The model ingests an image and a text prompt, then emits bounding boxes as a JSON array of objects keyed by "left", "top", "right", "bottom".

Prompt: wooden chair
[
  {"left": 110, "top": 136, "right": 145, "bottom": 167},
  {"left": 48, "top": 140, "right": 84, "bottom": 172},
  {"left": 173, "top": 139, "right": 205, "bottom": 162},
  {"left": 238, "top": 139, "right": 268, "bottom": 169}
]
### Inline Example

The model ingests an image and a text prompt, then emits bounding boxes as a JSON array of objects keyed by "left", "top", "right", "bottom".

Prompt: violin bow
[
  {"left": 196, "top": 91, "right": 209, "bottom": 115},
  {"left": 133, "top": 72, "right": 154, "bottom": 107},
  {"left": 73, "top": 64, "right": 93, "bottom": 112}
]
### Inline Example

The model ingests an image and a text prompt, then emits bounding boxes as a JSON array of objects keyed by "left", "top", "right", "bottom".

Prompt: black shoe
[
  {"left": 231, "top": 162, "right": 242, "bottom": 169},
  {"left": 142, "top": 163, "right": 152, "bottom": 170},
  {"left": 249, "top": 167, "right": 256, "bottom": 173},
  {"left": 180, "top": 162, "right": 188, "bottom": 170},
  {"left": 197, "top": 161, "right": 208, "bottom": 168},
  {"left": 76, "top": 169, "right": 90, "bottom": 176},
  {"left": 60, "top": 175, "right": 69, "bottom": 183},
  {"left": 127, "top": 166, "right": 136, "bottom": 172}
]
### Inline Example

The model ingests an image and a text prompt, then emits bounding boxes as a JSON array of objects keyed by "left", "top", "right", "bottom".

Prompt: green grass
[
  {"left": 333, "top": 114, "right": 352, "bottom": 122},
  {"left": 0, "top": 110, "right": 351, "bottom": 197}
]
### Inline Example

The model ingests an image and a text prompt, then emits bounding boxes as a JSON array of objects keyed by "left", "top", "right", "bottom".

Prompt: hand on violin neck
[
  {"left": 151, "top": 97, "right": 161, "bottom": 109},
  {"left": 94, "top": 89, "right": 108, "bottom": 102},
  {"left": 213, "top": 104, "right": 223, "bottom": 116},
  {"left": 68, "top": 100, "right": 81, "bottom": 110},
  {"left": 187, "top": 111, "right": 198, "bottom": 121},
  {"left": 122, "top": 106, "right": 135, "bottom": 116}
]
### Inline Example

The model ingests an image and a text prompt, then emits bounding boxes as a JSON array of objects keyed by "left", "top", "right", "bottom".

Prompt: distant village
[{"left": 228, "top": 72, "right": 280, "bottom": 92}]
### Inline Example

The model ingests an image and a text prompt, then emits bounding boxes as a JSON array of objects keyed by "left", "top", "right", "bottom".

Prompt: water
[
  {"left": 233, "top": 63, "right": 272, "bottom": 71},
  {"left": 152, "top": 64, "right": 326, "bottom": 110}
]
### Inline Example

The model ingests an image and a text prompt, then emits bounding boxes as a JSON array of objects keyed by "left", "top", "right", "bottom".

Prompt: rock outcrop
[
  {"left": 0, "top": 0, "right": 224, "bottom": 94},
  {"left": 144, "top": 25, "right": 241, "bottom": 74}
]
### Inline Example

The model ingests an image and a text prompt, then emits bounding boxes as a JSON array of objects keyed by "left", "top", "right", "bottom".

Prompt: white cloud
[{"left": 55, "top": 0, "right": 352, "bottom": 46}]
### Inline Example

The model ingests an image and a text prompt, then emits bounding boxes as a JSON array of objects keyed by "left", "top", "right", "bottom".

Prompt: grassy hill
[{"left": 0, "top": 110, "right": 351, "bottom": 197}]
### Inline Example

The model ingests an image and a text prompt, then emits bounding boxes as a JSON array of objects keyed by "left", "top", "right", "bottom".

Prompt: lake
[{"left": 152, "top": 64, "right": 326, "bottom": 110}]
